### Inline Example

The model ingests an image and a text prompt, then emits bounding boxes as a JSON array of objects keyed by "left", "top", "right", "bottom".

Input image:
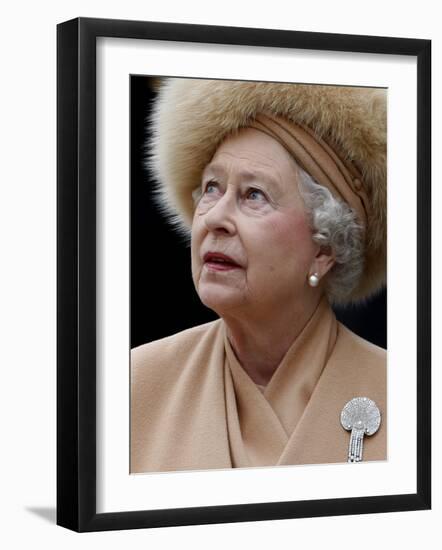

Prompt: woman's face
[{"left": 191, "top": 128, "right": 321, "bottom": 318}]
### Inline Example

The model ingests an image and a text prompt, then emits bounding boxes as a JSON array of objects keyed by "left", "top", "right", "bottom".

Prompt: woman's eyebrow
[
  {"left": 202, "top": 163, "right": 281, "bottom": 189},
  {"left": 201, "top": 163, "right": 226, "bottom": 180},
  {"left": 237, "top": 169, "right": 280, "bottom": 188}
]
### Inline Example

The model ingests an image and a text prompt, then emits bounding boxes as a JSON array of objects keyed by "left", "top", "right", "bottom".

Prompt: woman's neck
[{"left": 223, "top": 294, "right": 323, "bottom": 386}]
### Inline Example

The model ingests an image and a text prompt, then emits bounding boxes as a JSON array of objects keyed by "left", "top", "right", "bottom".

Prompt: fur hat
[{"left": 147, "top": 78, "right": 387, "bottom": 304}]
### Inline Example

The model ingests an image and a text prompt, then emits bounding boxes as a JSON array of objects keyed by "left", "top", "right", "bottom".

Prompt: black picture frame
[{"left": 57, "top": 17, "right": 431, "bottom": 532}]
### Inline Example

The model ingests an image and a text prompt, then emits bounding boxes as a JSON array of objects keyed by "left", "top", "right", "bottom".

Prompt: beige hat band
[{"left": 248, "top": 113, "right": 369, "bottom": 227}]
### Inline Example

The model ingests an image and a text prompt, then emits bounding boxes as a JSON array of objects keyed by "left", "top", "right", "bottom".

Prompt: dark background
[{"left": 130, "top": 76, "right": 387, "bottom": 350}]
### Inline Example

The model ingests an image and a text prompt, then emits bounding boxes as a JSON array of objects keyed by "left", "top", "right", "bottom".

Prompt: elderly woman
[{"left": 131, "top": 79, "right": 387, "bottom": 473}]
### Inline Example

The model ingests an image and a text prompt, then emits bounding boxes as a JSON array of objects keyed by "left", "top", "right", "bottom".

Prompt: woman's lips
[
  {"left": 203, "top": 252, "right": 242, "bottom": 271},
  {"left": 204, "top": 261, "right": 240, "bottom": 272}
]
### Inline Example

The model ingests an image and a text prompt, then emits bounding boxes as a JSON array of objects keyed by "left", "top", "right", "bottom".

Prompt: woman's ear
[{"left": 310, "top": 245, "right": 335, "bottom": 280}]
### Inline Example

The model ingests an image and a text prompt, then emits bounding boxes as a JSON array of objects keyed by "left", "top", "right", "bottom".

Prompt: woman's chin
[{"left": 197, "top": 288, "right": 244, "bottom": 316}]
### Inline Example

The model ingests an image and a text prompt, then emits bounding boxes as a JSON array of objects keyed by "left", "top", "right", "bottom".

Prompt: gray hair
[{"left": 297, "top": 168, "right": 365, "bottom": 304}]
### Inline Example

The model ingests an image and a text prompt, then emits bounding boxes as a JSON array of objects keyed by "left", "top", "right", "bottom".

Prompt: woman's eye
[
  {"left": 245, "top": 188, "right": 266, "bottom": 201},
  {"left": 203, "top": 181, "right": 219, "bottom": 194}
]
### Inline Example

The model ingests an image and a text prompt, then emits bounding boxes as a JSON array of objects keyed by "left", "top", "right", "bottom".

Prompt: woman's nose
[{"left": 203, "top": 191, "right": 237, "bottom": 235}]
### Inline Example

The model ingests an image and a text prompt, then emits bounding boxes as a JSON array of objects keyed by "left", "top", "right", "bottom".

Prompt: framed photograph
[{"left": 57, "top": 17, "right": 431, "bottom": 532}]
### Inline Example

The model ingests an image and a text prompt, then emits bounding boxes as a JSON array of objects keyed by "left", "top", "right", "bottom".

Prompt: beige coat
[{"left": 131, "top": 301, "right": 386, "bottom": 473}]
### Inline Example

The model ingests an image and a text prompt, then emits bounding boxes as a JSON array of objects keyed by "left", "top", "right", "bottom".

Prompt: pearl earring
[{"left": 308, "top": 273, "right": 320, "bottom": 287}]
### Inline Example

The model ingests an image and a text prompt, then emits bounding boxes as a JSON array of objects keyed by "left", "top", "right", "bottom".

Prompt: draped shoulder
[
  {"left": 330, "top": 322, "right": 386, "bottom": 400},
  {"left": 131, "top": 319, "right": 231, "bottom": 473},
  {"left": 131, "top": 319, "right": 223, "bottom": 382},
  {"left": 280, "top": 321, "right": 387, "bottom": 466}
]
